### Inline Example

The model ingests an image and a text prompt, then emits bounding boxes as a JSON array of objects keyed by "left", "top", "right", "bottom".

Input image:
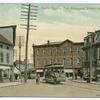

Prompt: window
[
  {"left": 43, "top": 49, "right": 45, "bottom": 55},
  {"left": 43, "top": 59, "right": 46, "bottom": 65},
  {"left": 63, "top": 48, "right": 71, "bottom": 54},
  {"left": 0, "top": 45, "right": 3, "bottom": 48},
  {"left": 63, "top": 58, "right": 66, "bottom": 65},
  {"left": 77, "top": 48, "right": 80, "bottom": 53},
  {"left": 0, "top": 52, "right": 4, "bottom": 62},
  {"left": 89, "top": 37, "right": 92, "bottom": 43},
  {"left": 50, "top": 49, "right": 52, "bottom": 56},
  {"left": 36, "top": 50, "right": 39, "bottom": 55},
  {"left": 36, "top": 60, "right": 39, "bottom": 66},
  {"left": 63, "top": 48, "right": 66, "bottom": 54},
  {"left": 50, "top": 59, "right": 52, "bottom": 64},
  {"left": 56, "top": 48, "right": 58, "bottom": 55},
  {"left": 7, "top": 46, "right": 9, "bottom": 50},
  {"left": 76, "top": 58, "right": 80, "bottom": 64},
  {"left": 6, "top": 53, "right": 10, "bottom": 63},
  {"left": 97, "top": 48, "right": 100, "bottom": 59}
]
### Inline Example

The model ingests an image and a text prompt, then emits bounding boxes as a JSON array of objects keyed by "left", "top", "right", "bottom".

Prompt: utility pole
[
  {"left": 20, "top": 3, "right": 38, "bottom": 83},
  {"left": 33, "top": 44, "right": 36, "bottom": 69},
  {"left": 16, "top": 36, "right": 24, "bottom": 82},
  {"left": 71, "top": 44, "right": 75, "bottom": 80}
]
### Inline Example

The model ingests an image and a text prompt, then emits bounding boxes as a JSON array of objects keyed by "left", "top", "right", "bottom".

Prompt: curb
[
  {"left": 0, "top": 82, "right": 24, "bottom": 88},
  {"left": 69, "top": 80, "right": 100, "bottom": 85}
]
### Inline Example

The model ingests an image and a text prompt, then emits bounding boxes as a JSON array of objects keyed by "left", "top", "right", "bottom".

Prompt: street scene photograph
[{"left": 0, "top": 3, "right": 100, "bottom": 98}]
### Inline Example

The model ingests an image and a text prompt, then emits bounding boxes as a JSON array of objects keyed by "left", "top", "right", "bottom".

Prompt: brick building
[{"left": 32, "top": 39, "right": 84, "bottom": 77}]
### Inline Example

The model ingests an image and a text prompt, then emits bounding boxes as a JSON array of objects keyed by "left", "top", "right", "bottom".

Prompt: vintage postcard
[{"left": 0, "top": 0, "right": 100, "bottom": 98}]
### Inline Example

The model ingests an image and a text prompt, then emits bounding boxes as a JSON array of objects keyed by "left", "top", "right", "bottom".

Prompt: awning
[
  {"left": 64, "top": 69, "right": 73, "bottom": 73},
  {"left": 36, "top": 69, "right": 43, "bottom": 72},
  {"left": 0, "top": 66, "right": 11, "bottom": 69}
]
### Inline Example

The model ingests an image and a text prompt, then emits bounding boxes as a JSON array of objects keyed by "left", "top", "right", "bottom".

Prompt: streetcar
[{"left": 43, "top": 64, "right": 66, "bottom": 84}]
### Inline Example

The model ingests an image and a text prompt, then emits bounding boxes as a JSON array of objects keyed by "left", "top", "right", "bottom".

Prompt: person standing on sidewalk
[{"left": 36, "top": 73, "right": 40, "bottom": 84}]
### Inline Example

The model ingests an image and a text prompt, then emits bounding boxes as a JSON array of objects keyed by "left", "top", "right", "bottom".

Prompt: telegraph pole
[
  {"left": 20, "top": 4, "right": 38, "bottom": 83},
  {"left": 19, "top": 36, "right": 21, "bottom": 73},
  {"left": 16, "top": 36, "right": 24, "bottom": 82},
  {"left": 71, "top": 44, "right": 75, "bottom": 80}
]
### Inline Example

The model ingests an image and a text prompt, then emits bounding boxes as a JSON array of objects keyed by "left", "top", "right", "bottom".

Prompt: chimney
[{"left": 47, "top": 40, "right": 50, "bottom": 44}]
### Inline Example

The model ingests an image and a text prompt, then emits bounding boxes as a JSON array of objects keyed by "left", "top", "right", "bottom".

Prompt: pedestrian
[{"left": 36, "top": 73, "right": 40, "bottom": 84}]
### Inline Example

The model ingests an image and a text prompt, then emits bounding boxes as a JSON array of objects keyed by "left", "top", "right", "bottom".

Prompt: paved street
[{"left": 0, "top": 79, "right": 100, "bottom": 97}]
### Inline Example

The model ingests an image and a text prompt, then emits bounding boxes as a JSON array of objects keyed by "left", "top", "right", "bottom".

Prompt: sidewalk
[
  {"left": 0, "top": 81, "right": 24, "bottom": 88},
  {"left": 68, "top": 78, "right": 100, "bottom": 85}
]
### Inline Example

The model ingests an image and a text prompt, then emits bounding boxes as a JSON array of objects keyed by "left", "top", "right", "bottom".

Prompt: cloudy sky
[{"left": 0, "top": 3, "right": 100, "bottom": 61}]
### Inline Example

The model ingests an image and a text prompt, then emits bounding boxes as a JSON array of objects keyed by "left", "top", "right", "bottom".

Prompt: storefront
[
  {"left": 36, "top": 69, "right": 44, "bottom": 77},
  {"left": 0, "top": 66, "right": 11, "bottom": 82}
]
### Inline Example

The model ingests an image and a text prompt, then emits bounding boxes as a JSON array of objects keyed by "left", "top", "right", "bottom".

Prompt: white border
[{"left": 0, "top": 0, "right": 100, "bottom": 3}]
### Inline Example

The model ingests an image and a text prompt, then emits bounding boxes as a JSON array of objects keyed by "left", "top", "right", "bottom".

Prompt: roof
[
  {"left": 95, "top": 30, "right": 100, "bottom": 33},
  {"left": 0, "top": 25, "right": 16, "bottom": 28},
  {"left": 74, "top": 42, "right": 84, "bottom": 45},
  {"left": 0, "top": 34, "right": 13, "bottom": 46},
  {"left": 33, "top": 39, "right": 84, "bottom": 47}
]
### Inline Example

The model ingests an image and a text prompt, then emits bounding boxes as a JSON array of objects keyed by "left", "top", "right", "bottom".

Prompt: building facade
[
  {"left": 83, "top": 30, "right": 100, "bottom": 81},
  {"left": 0, "top": 25, "right": 16, "bottom": 82},
  {"left": 33, "top": 39, "right": 84, "bottom": 77}
]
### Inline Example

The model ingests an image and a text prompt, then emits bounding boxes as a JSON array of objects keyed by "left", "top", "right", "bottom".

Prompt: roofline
[
  {"left": 0, "top": 42, "right": 13, "bottom": 46},
  {"left": 32, "top": 44, "right": 60, "bottom": 48},
  {"left": 73, "top": 42, "right": 84, "bottom": 45},
  {"left": 0, "top": 25, "right": 17, "bottom": 28},
  {"left": 32, "top": 39, "right": 73, "bottom": 47},
  {"left": 33, "top": 40, "right": 84, "bottom": 47},
  {"left": 95, "top": 30, "right": 100, "bottom": 33}
]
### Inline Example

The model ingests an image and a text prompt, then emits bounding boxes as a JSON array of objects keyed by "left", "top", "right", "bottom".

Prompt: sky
[{"left": 0, "top": 3, "right": 100, "bottom": 62}]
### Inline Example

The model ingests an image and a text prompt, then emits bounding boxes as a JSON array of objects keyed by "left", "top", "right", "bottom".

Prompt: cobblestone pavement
[{"left": 0, "top": 79, "right": 100, "bottom": 97}]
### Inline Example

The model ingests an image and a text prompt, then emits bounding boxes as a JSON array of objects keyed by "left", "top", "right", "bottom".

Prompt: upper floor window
[
  {"left": 84, "top": 39, "right": 87, "bottom": 45},
  {"left": 63, "top": 58, "right": 66, "bottom": 65},
  {"left": 56, "top": 48, "right": 58, "bottom": 54},
  {"left": 36, "top": 59, "right": 39, "bottom": 66},
  {"left": 7, "top": 46, "right": 9, "bottom": 50},
  {"left": 76, "top": 58, "right": 80, "bottom": 64},
  {"left": 43, "top": 59, "right": 47, "bottom": 65},
  {"left": 6, "top": 53, "right": 10, "bottom": 63},
  {"left": 89, "top": 37, "right": 92, "bottom": 43},
  {"left": 50, "top": 49, "right": 52, "bottom": 56},
  {"left": 94, "top": 33, "right": 100, "bottom": 42},
  {"left": 0, "top": 44, "right": 3, "bottom": 48},
  {"left": 77, "top": 47, "right": 80, "bottom": 53},
  {"left": 36, "top": 50, "right": 39, "bottom": 55},
  {"left": 0, "top": 52, "right": 4, "bottom": 62},
  {"left": 63, "top": 48, "right": 69, "bottom": 54},
  {"left": 43, "top": 49, "right": 45, "bottom": 55},
  {"left": 97, "top": 48, "right": 100, "bottom": 59}
]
